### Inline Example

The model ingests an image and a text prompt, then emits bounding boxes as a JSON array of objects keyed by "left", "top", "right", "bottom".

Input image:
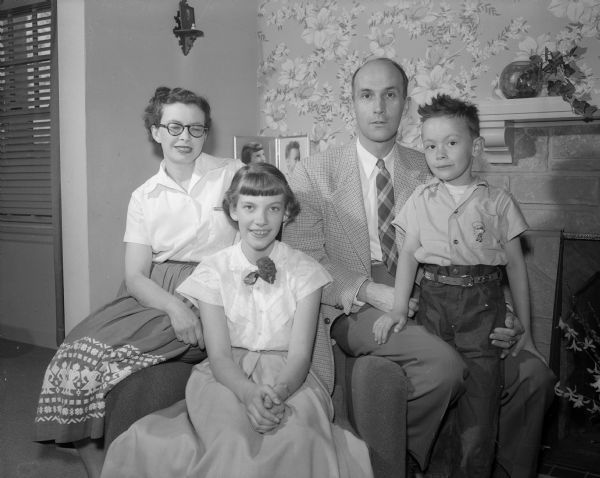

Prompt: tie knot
[{"left": 376, "top": 158, "right": 385, "bottom": 170}]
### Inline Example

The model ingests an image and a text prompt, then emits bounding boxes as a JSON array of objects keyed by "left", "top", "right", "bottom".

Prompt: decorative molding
[{"left": 478, "top": 97, "right": 580, "bottom": 164}]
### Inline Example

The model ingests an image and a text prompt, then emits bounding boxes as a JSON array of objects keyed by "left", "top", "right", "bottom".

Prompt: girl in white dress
[{"left": 101, "top": 162, "right": 373, "bottom": 478}]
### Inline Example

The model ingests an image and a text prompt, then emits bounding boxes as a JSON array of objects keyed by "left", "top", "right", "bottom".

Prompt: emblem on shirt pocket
[{"left": 472, "top": 221, "right": 486, "bottom": 243}]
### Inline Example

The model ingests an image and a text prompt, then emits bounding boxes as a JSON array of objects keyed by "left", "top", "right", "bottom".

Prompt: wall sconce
[{"left": 173, "top": 0, "right": 204, "bottom": 55}]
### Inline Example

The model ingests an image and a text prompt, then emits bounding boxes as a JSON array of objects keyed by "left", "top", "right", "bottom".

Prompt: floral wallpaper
[{"left": 257, "top": 0, "right": 600, "bottom": 151}]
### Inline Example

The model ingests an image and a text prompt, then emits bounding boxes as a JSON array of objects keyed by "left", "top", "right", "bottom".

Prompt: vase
[{"left": 499, "top": 60, "right": 543, "bottom": 99}]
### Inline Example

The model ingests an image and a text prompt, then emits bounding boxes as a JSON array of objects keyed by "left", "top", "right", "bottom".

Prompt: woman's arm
[
  {"left": 124, "top": 242, "right": 203, "bottom": 347},
  {"left": 504, "top": 237, "right": 545, "bottom": 363},
  {"left": 198, "top": 301, "right": 282, "bottom": 432},
  {"left": 272, "top": 288, "right": 322, "bottom": 401}
]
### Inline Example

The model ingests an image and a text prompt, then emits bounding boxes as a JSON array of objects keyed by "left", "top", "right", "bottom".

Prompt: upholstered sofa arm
[
  {"left": 332, "top": 344, "right": 408, "bottom": 478},
  {"left": 349, "top": 354, "right": 408, "bottom": 478},
  {"left": 104, "top": 361, "right": 194, "bottom": 448}
]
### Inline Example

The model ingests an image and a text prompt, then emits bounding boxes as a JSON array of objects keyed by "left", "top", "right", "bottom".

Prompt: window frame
[
  {"left": 0, "top": 0, "right": 55, "bottom": 225},
  {"left": 0, "top": 0, "right": 64, "bottom": 344}
]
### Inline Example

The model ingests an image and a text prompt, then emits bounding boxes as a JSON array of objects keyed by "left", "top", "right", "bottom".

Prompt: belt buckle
[{"left": 463, "top": 275, "right": 474, "bottom": 287}]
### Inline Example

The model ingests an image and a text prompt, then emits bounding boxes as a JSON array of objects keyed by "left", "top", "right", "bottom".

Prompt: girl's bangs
[{"left": 239, "top": 172, "right": 286, "bottom": 197}]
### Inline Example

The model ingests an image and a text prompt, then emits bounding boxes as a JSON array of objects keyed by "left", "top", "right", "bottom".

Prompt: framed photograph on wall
[
  {"left": 233, "top": 136, "right": 276, "bottom": 166},
  {"left": 275, "top": 135, "right": 310, "bottom": 178}
]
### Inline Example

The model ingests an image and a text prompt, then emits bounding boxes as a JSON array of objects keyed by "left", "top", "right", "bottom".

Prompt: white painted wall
[{"left": 57, "top": 0, "right": 90, "bottom": 334}]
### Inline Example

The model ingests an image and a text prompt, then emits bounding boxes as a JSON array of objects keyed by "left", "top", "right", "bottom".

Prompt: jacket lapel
[
  {"left": 393, "top": 143, "right": 429, "bottom": 208},
  {"left": 331, "top": 143, "right": 371, "bottom": 273}
]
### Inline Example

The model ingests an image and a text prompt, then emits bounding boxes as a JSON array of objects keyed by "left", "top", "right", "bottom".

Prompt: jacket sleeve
[{"left": 283, "top": 157, "right": 368, "bottom": 316}]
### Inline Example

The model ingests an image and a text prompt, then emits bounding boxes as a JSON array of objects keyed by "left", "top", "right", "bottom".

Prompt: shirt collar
[
  {"left": 420, "top": 176, "right": 489, "bottom": 194},
  {"left": 356, "top": 138, "right": 396, "bottom": 178},
  {"left": 142, "top": 153, "right": 228, "bottom": 195},
  {"left": 229, "top": 240, "right": 286, "bottom": 273},
  {"left": 141, "top": 161, "right": 181, "bottom": 194}
]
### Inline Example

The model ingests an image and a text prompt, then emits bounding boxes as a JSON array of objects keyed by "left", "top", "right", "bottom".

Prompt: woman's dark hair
[
  {"left": 223, "top": 162, "right": 300, "bottom": 224},
  {"left": 285, "top": 141, "right": 300, "bottom": 159},
  {"left": 240, "top": 142, "right": 264, "bottom": 165},
  {"left": 143, "top": 86, "right": 212, "bottom": 132}
]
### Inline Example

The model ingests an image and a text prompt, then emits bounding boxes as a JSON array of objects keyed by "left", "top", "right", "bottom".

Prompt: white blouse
[
  {"left": 123, "top": 153, "right": 242, "bottom": 263},
  {"left": 176, "top": 241, "right": 332, "bottom": 351}
]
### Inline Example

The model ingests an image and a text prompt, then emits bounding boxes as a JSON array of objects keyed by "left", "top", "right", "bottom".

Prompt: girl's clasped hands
[{"left": 242, "top": 383, "right": 289, "bottom": 434}]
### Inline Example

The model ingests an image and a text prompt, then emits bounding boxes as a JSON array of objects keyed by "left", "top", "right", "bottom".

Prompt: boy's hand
[{"left": 373, "top": 313, "right": 405, "bottom": 345}]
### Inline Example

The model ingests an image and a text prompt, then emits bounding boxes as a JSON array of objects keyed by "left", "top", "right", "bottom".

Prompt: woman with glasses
[{"left": 33, "top": 86, "right": 242, "bottom": 478}]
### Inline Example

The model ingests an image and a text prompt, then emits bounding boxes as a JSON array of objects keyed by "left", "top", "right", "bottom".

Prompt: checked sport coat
[{"left": 283, "top": 140, "right": 431, "bottom": 393}]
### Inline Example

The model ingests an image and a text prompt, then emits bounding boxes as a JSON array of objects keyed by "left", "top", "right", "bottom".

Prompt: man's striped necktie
[{"left": 376, "top": 158, "right": 398, "bottom": 275}]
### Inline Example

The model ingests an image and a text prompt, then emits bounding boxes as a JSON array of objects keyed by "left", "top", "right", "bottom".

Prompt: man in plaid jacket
[{"left": 283, "top": 57, "right": 555, "bottom": 478}]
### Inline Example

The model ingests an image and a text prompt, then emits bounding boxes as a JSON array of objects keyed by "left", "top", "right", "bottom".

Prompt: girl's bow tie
[{"left": 244, "top": 257, "right": 277, "bottom": 285}]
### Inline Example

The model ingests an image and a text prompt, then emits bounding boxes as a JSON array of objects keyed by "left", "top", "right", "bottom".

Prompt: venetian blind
[{"left": 0, "top": 1, "right": 53, "bottom": 224}]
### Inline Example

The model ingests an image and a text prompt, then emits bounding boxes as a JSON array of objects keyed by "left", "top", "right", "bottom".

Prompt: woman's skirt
[{"left": 34, "top": 261, "right": 202, "bottom": 443}]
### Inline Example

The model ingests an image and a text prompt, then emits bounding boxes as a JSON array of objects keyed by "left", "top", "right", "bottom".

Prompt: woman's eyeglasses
[{"left": 158, "top": 122, "right": 208, "bottom": 138}]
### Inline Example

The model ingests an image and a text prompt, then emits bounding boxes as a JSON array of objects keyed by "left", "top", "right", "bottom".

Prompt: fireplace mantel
[{"left": 478, "top": 96, "right": 580, "bottom": 164}]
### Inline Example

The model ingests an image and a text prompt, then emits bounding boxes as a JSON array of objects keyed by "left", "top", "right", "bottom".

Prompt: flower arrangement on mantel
[
  {"left": 502, "top": 1, "right": 600, "bottom": 121},
  {"left": 555, "top": 310, "right": 600, "bottom": 417},
  {"left": 530, "top": 47, "right": 598, "bottom": 119}
]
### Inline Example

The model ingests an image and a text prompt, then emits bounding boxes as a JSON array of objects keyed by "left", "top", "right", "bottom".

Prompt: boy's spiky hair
[{"left": 418, "top": 94, "right": 480, "bottom": 137}]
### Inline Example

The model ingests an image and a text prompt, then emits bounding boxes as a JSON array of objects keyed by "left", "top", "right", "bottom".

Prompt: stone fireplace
[
  {"left": 473, "top": 98, "right": 600, "bottom": 473},
  {"left": 475, "top": 98, "right": 600, "bottom": 361}
]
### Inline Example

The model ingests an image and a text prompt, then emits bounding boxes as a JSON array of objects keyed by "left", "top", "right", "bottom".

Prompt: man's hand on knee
[
  {"left": 490, "top": 310, "right": 524, "bottom": 359},
  {"left": 407, "top": 297, "right": 418, "bottom": 319}
]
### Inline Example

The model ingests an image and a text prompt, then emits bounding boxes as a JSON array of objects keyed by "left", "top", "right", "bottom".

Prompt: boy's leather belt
[{"left": 423, "top": 269, "right": 502, "bottom": 287}]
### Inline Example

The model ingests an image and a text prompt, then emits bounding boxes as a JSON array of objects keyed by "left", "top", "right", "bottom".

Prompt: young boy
[{"left": 373, "top": 94, "right": 542, "bottom": 477}]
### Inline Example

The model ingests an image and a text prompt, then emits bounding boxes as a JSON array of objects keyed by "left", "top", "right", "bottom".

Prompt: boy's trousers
[{"left": 418, "top": 264, "right": 505, "bottom": 478}]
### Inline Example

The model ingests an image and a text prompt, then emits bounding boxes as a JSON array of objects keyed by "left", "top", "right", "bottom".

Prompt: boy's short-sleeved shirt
[
  {"left": 124, "top": 153, "right": 243, "bottom": 263},
  {"left": 393, "top": 177, "right": 528, "bottom": 266}
]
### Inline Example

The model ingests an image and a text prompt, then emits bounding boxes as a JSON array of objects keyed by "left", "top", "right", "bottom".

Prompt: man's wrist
[{"left": 357, "top": 279, "right": 372, "bottom": 303}]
